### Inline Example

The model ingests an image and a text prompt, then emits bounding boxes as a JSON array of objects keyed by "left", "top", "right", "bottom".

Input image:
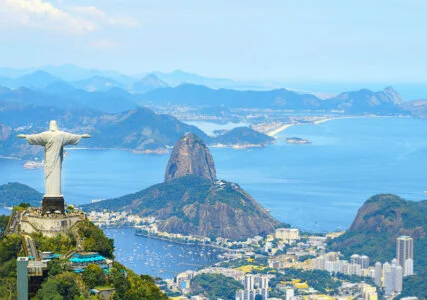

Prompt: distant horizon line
[{"left": 1, "top": 64, "right": 427, "bottom": 85}]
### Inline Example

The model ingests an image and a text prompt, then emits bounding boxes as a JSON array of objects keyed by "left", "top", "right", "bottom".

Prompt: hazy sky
[{"left": 0, "top": 0, "right": 426, "bottom": 82}]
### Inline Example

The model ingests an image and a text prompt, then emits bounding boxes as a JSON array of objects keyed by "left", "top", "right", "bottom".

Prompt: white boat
[
  {"left": 24, "top": 160, "right": 44, "bottom": 169},
  {"left": 424, "top": 191, "right": 427, "bottom": 195}
]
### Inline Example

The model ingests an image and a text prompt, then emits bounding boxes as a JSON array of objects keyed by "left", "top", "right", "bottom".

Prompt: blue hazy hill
[
  {"left": 152, "top": 69, "right": 235, "bottom": 88},
  {"left": 138, "top": 83, "right": 407, "bottom": 114},
  {"left": 71, "top": 76, "right": 124, "bottom": 92},
  {"left": 14, "top": 71, "right": 61, "bottom": 89},
  {"left": 328, "top": 87, "right": 405, "bottom": 114},
  {"left": 0, "top": 64, "right": 137, "bottom": 84},
  {"left": 128, "top": 74, "right": 168, "bottom": 94},
  {"left": 44, "top": 81, "right": 77, "bottom": 94},
  {"left": 138, "top": 83, "right": 322, "bottom": 108}
]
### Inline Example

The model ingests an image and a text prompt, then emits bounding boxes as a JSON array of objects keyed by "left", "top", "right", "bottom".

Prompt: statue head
[{"left": 49, "top": 120, "right": 58, "bottom": 132}]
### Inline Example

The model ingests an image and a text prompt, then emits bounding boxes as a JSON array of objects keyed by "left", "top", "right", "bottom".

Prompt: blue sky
[{"left": 0, "top": 0, "right": 426, "bottom": 82}]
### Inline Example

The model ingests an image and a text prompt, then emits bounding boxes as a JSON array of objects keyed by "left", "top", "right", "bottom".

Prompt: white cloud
[
  {"left": 67, "top": 6, "right": 106, "bottom": 19},
  {"left": 0, "top": 0, "right": 140, "bottom": 35},
  {"left": 68, "top": 5, "right": 140, "bottom": 28},
  {"left": 1, "top": 0, "right": 96, "bottom": 34}
]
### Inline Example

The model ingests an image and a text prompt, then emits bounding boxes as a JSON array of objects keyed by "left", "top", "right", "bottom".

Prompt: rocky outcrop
[
  {"left": 329, "top": 87, "right": 405, "bottom": 113},
  {"left": 214, "top": 127, "right": 275, "bottom": 146},
  {"left": 83, "top": 175, "right": 280, "bottom": 240},
  {"left": 83, "top": 133, "right": 280, "bottom": 240},
  {"left": 156, "top": 178, "right": 279, "bottom": 239},
  {"left": 328, "top": 194, "right": 427, "bottom": 263},
  {"left": 165, "top": 133, "right": 216, "bottom": 182}
]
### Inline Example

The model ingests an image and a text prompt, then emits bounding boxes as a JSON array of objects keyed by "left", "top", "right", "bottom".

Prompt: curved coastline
[{"left": 269, "top": 115, "right": 412, "bottom": 137}]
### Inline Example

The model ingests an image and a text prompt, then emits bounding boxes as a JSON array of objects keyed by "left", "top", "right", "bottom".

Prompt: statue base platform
[
  {"left": 42, "top": 196, "right": 65, "bottom": 215},
  {"left": 20, "top": 208, "right": 86, "bottom": 238}
]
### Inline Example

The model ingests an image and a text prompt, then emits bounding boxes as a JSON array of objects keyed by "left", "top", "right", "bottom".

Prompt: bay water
[{"left": 1, "top": 117, "right": 427, "bottom": 277}]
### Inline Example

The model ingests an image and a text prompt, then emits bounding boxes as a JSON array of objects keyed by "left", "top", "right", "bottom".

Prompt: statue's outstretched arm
[
  {"left": 17, "top": 133, "right": 47, "bottom": 145},
  {"left": 63, "top": 132, "right": 90, "bottom": 145}
]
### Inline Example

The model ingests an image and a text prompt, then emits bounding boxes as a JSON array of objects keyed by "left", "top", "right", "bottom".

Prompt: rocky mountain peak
[
  {"left": 164, "top": 133, "right": 216, "bottom": 183},
  {"left": 382, "top": 86, "right": 405, "bottom": 105}
]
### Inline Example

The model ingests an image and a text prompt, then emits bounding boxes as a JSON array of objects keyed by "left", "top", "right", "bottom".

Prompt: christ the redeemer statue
[{"left": 18, "top": 121, "right": 90, "bottom": 213}]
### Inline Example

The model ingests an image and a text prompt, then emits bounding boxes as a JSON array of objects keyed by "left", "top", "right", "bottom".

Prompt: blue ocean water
[
  {"left": 104, "top": 228, "right": 222, "bottom": 279},
  {"left": 1, "top": 117, "right": 427, "bottom": 231},
  {"left": 1, "top": 117, "right": 427, "bottom": 276}
]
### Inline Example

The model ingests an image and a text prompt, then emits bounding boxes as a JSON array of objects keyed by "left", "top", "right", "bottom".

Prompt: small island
[{"left": 285, "top": 137, "right": 311, "bottom": 144}]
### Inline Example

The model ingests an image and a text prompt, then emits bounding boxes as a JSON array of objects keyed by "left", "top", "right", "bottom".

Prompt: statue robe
[{"left": 25, "top": 131, "right": 82, "bottom": 197}]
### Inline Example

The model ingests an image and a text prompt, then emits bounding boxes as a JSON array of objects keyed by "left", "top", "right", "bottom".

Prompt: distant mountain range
[
  {"left": 2, "top": 64, "right": 425, "bottom": 98},
  {"left": 152, "top": 69, "right": 235, "bottom": 88},
  {"left": 0, "top": 64, "right": 135, "bottom": 84},
  {"left": 1, "top": 69, "right": 423, "bottom": 115},
  {"left": 138, "top": 83, "right": 413, "bottom": 114},
  {"left": 128, "top": 74, "right": 168, "bottom": 94},
  {"left": 0, "top": 101, "right": 273, "bottom": 159},
  {"left": 1, "top": 66, "right": 426, "bottom": 159}
]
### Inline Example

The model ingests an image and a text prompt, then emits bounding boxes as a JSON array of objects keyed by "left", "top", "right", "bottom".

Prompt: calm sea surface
[{"left": 1, "top": 117, "right": 427, "bottom": 276}]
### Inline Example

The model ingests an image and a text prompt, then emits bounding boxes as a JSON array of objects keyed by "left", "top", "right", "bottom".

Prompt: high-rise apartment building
[
  {"left": 374, "top": 262, "right": 382, "bottom": 286},
  {"left": 383, "top": 262, "right": 393, "bottom": 296},
  {"left": 396, "top": 236, "right": 414, "bottom": 276},
  {"left": 236, "top": 274, "right": 269, "bottom": 300},
  {"left": 394, "top": 265, "right": 403, "bottom": 293},
  {"left": 360, "top": 255, "right": 370, "bottom": 269}
]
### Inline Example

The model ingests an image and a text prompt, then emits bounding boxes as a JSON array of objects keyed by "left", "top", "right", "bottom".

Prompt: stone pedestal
[
  {"left": 20, "top": 209, "right": 86, "bottom": 238},
  {"left": 42, "top": 196, "right": 65, "bottom": 215}
]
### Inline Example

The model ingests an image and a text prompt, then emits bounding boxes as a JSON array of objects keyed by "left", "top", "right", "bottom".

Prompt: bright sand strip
[
  {"left": 268, "top": 115, "right": 408, "bottom": 137},
  {"left": 312, "top": 115, "right": 407, "bottom": 125},
  {"left": 313, "top": 115, "right": 371, "bottom": 125},
  {"left": 267, "top": 124, "right": 294, "bottom": 137}
]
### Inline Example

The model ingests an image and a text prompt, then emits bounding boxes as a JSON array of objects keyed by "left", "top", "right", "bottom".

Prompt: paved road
[
  {"left": 23, "top": 234, "right": 39, "bottom": 260},
  {"left": 7, "top": 211, "right": 19, "bottom": 234}
]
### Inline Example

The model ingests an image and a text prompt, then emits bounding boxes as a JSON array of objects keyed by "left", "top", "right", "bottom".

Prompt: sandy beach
[
  {"left": 267, "top": 115, "right": 411, "bottom": 137},
  {"left": 313, "top": 115, "right": 410, "bottom": 125},
  {"left": 267, "top": 124, "right": 294, "bottom": 136}
]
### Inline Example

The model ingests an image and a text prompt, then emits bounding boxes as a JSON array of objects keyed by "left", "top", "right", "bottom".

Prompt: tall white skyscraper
[
  {"left": 244, "top": 274, "right": 255, "bottom": 290},
  {"left": 383, "top": 262, "right": 393, "bottom": 296},
  {"left": 360, "top": 255, "right": 370, "bottom": 269},
  {"left": 391, "top": 260, "right": 397, "bottom": 294},
  {"left": 257, "top": 275, "right": 269, "bottom": 289},
  {"left": 351, "top": 254, "right": 360, "bottom": 265},
  {"left": 394, "top": 265, "right": 403, "bottom": 293},
  {"left": 237, "top": 274, "right": 269, "bottom": 300},
  {"left": 374, "top": 262, "right": 382, "bottom": 286},
  {"left": 404, "top": 258, "right": 414, "bottom": 276},
  {"left": 397, "top": 236, "right": 414, "bottom": 276}
]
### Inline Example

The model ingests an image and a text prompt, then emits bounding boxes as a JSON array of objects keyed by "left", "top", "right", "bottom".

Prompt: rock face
[
  {"left": 328, "top": 194, "right": 427, "bottom": 263},
  {"left": 165, "top": 133, "right": 216, "bottom": 183},
  {"left": 329, "top": 87, "right": 404, "bottom": 113},
  {"left": 83, "top": 133, "right": 280, "bottom": 240},
  {"left": 84, "top": 175, "right": 280, "bottom": 240}
]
